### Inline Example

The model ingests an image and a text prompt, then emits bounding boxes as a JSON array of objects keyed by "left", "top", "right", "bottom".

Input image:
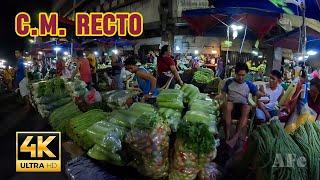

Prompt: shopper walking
[{"left": 71, "top": 50, "right": 92, "bottom": 89}]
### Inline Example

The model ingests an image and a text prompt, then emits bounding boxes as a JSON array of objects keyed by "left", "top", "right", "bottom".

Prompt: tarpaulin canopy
[
  {"left": 210, "top": 0, "right": 320, "bottom": 21},
  {"left": 265, "top": 26, "right": 320, "bottom": 51},
  {"left": 81, "top": 37, "right": 135, "bottom": 48},
  {"left": 182, "top": 7, "right": 280, "bottom": 39}
]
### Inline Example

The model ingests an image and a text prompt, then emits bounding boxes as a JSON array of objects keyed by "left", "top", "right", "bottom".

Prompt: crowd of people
[{"left": 1, "top": 46, "right": 319, "bottom": 150}]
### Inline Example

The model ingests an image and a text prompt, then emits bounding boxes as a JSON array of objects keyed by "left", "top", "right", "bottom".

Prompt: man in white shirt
[{"left": 256, "top": 70, "right": 284, "bottom": 121}]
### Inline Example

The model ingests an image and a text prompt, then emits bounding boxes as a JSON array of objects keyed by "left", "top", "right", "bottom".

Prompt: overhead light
[
  {"left": 175, "top": 46, "right": 180, "bottom": 51},
  {"left": 38, "top": 51, "right": 43, "bottom": 55},
  {"left": 232, "top": 31, "right": 238, "bottom": 39},
  {"left": 230, "top": 24, "right": 243, "bottom": 31},
  {"left": 25, "top": 51, "right": 29, "bottom": 54},
  {"left": 53, "top": 46, "right": 61, "bottom": 52},
  {"left": 104, "top": 53, "right": 108, "bottom": 56},
  {"left": 112, "top": 49, "right": 118, "bottom": 55},
  {"left": 94, "top": 51, "right": 99, "bottom": 56},
  {"left": 63, "top": 51, "right": 69, "bottom": 56},
  {"left": 258, "top": 55, "right": 263, "bottom": 58},
  {"left": 252, "top": 50, "right": 258, "bottom": 56},
  {"left": 29, "top": 39, "right": 34, "bottom": 44},
  {"left": 83, "top": 53, "right": 86, "bottom": 56},
  {"left": 212, "top": 50, "right": 217, "bottom": 54},
  {"left": 307, "top": 50, "right": 317, "bottom": 56},
  {"left": 194, "top": 50, "right": 199, "bottom": 55}
]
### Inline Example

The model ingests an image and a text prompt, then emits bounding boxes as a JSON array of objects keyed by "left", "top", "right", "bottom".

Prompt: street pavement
[{"left": 0, "top": 93, "right": 68, "bottom": 180}]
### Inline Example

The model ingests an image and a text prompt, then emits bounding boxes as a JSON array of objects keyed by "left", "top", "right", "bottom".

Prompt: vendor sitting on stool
[
  {"left": 124, "top": 56, "right": 159, "bottom": 97},
  {"left": 256, "top": 70, "right": 284, "bottom": 122},
  {"left": 215, "top": 62, "right": 263, "bottom": 148}
]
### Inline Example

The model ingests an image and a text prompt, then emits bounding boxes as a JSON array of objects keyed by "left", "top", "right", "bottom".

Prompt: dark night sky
[{"left": 0, "top": 0, "right": 52, "bottom": 65}]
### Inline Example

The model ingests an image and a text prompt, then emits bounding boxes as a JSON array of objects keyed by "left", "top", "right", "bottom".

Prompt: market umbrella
[
  {"left": 209, "top": 0, "right": 320, "bottom": 21},
  {"left": 265, "top": 26, "right": 320, "bottom": 51},
  {"left": 182, "top": 7, "right": 280, "bottom": 39}
]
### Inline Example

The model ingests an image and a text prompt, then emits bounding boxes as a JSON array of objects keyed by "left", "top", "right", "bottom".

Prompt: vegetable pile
[
  {"left": 169, "top": 122, "right": 216, "bottom": 180},
  {"left": 30, "top": 78, "right": 72, "bottom": 118},
  {"left": 49, "top": 102, "right": 83, "bottom": 134},
  {"left": 66, "top": 109, "right": 110, "bottom": 150},
  {"left": 181, "top": 84, "right": 200, "bottom": 103},
  {"left": 193, "top": 68, "right": 215, "bottom": 84},
  {"left": 125, "top": 103, "right": 170, "bottom": 179},
  {"left": 65, "top": 79, "right": 88, "bottom": 97},
  {"left": 291, "top": 121, "right": 320, "bottom": 180},
  {"left": 157, "top": 89, "right": 184, "bottom": 131},
  {"left": 251, "top": 120, "right": 308, "bottom": 180}
]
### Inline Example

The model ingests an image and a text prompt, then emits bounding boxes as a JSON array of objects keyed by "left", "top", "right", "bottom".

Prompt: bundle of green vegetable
[
  {"left": 86, "top": 121, "right": 126, "bottom": 166},
  {"left": 169, "top": 121, "right": 215, "bottom": 180},
  {"left": 38, "top": 97, "right": 72, "bottom": 111},
  {"left": 193, "top": 68, "right": 215, "bottom": 84},
  {"left": 129, "top": 103, "right": 158, "bottom": 129},
  {"left": 183, "top": 111, "right": 218, "bottom": 135},
  {"left": 181, "top": 84, "right": 200, "bottom": 104},
  {"left": 251, "top": 120, "right": 308, "bottom": 180},
  {"left": 157, "top": 89, "right": 184, "bottom": 110},
  {"left": 49, "top": 102, "right": 83, "bottom": 134},
  {"left": 291, "top": 121, "right": 320, "bottom": 180},
  {"left": 66, "top": 109, "right": 109, "bottom": 149},
  {"left": 158, "top": 108, "right": 181, "bottom": 132}
]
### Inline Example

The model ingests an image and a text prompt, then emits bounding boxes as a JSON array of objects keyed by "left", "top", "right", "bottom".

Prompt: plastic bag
[
  {"left": 86, "top": 121, "right": 125, "bottom": 166},
  {"left": 285, "top": 104, "right": 318, "bottom": 133},
  {"left": 125, "top": 122, "right": 170, "bottom": 179},
  {"left": 169, "top": 140, "right": 215, "bottom": 180},
  {"left": 158, "top": 108, "right": 181, "bottom": 132},
  {"left": 197, "top": 163, "right": 222, "bottom": 180},
  {"left": 85, "top": 89, "right": 102, "bottom": 105}
]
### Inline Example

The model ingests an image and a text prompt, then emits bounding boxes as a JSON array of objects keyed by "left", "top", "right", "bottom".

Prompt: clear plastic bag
[
  {"left": 86, "top": 121, "right": 125, "bottom": 166},
  {"left": 125, "top": 122, "right": 170, "bottom": 179}
]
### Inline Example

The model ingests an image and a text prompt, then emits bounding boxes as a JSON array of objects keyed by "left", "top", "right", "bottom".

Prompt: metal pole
[
  {"left": 225, "top": 26, "right": 230, "bottom": 78},
  {"left": 301, "top": 2, "right": 307, "bottom": 67}
]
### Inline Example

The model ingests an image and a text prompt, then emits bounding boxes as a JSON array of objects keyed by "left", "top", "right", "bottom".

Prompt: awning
[
  {"left": 182, "top": 7, "right": 280, "bottom": 39},
  {"left": 265, "top": 26, "right": 320, "bottom": 51},
  {"left": 209, "top": 0, "right": 320, "bottom": 21}
]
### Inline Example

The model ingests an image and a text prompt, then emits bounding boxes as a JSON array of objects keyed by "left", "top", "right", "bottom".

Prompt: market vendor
[
  {"left": 56, "top": 52, "right": 65, "bottom": 77},
  {"left": 87, "top": 53, "right": 98, "bottom": 89},
  {"left": 157, "top": 45, "right": 183, "bottom": 88},
  {"left": 124, "top": 57, "right": 158, "bottom": 96},
  {"left": 308, "top": 77, "right": 320, "bottom": 119},
  {"left": 215, "top": 62, "right": 263, "bottom": 148},
  {"left": 256, "top": 70, "right": 284, "bottom": 121},
  {"left": 70, "top": 50, "right": 92, "bottom": 89}
]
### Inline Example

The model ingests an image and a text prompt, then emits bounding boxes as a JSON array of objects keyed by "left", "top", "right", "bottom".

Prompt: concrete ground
[{"left": 0, "top": 93, "right": 69, "bottom": 180}]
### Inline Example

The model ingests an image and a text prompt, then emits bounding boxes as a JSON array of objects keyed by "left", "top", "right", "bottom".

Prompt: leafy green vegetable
[{"left": 177, "top": 121, "right": 214, "bottom": 155}]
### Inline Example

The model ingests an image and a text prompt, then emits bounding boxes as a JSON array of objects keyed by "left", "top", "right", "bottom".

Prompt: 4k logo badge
[{"left": 16, "top": 132, "right": 61, "bottom": 172}]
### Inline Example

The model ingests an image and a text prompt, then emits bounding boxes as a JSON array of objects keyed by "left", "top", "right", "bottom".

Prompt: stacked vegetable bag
[
  {"left": 101, "top": 90, "right": 140, "bottom": 110},
  {"left": 30, "top": 78, "right": 72, "bottom": 118},
  {"left": 251, "top": 120, "right": 308, "bottom": 180},
  {"left": 169, "top": 122, "right": 216, "bottom": 180},
  {"left": 66, "top": 109, "right": 110, "bottom": 150},
  {"left": 290, "top": 121, "right": 320, "bottom": 180},
  {"left": 157, "top": 89, "right": 184, "bottom": 132},
  {"left": 125, "top": 103, "right": 170, "bottom": 179},
  {"left": 86, "top": 121, "right": 126, "bottom": 166},
  {"left": 65, "top": 79, "right": 88, "bottom": 98},
  {"left": 49, "top": 102, "right": 83, "bottom": 134},
  {"left": 181, "top": 84, "right": 200, "bottom": 104}
]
